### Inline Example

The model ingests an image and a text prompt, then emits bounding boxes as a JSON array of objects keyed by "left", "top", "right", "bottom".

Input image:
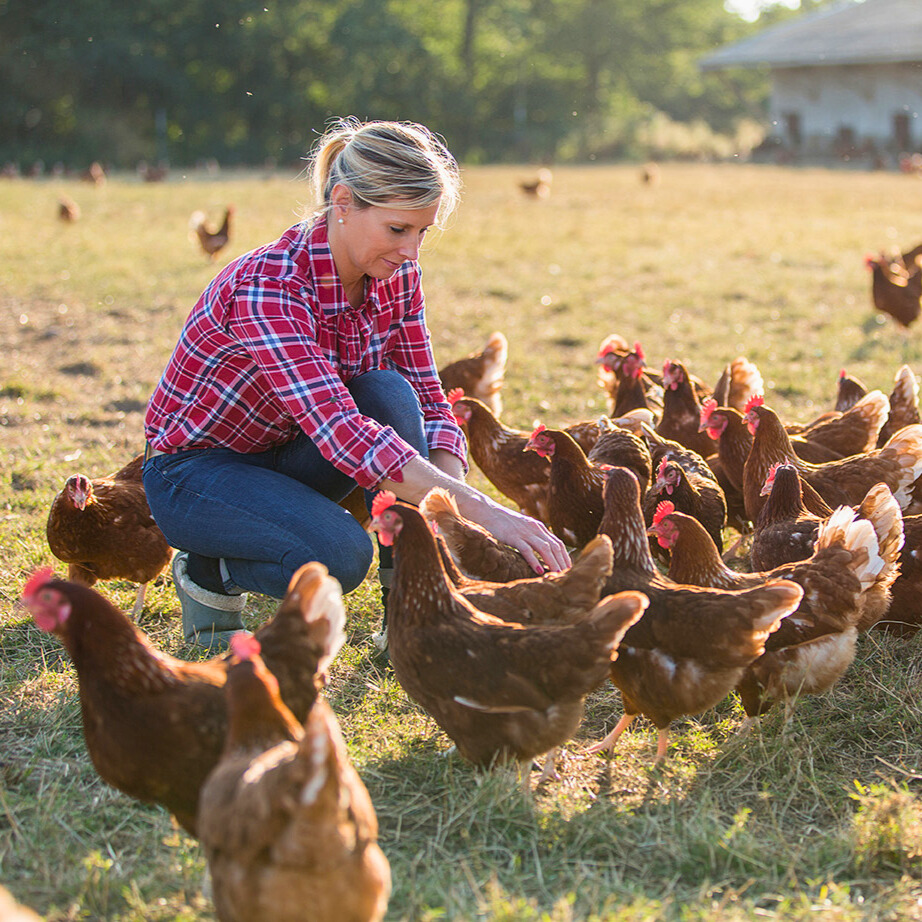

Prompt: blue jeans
[{"left": 142, "top": 370, "right": 428, "bottom": 599}]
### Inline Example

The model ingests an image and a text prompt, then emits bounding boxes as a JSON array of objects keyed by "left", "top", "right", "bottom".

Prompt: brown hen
[
  {"left": 439, "top": 331, "right": 507, "bottom": 417},
  {"left": 370, "top": 492, "right": 647, "bottom": 785},
  {"left": 46, "top": 453, "right": 172, "bottom": 616},
  {"left": 199, "top": 634, "right": 390, "bottom": 922},
  {"left": 590, "top": 467, "right": 802, "bottom": 764},
  {"left": 23, "top": 562, "right": 342, "bottom": 836}
]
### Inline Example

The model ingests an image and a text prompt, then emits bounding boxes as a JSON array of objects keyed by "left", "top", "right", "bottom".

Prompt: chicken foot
[{"left": 586, "top": 713, "right": 636, "bottom": 755}]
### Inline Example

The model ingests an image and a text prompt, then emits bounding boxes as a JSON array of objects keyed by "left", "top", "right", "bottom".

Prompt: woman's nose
[{"left": 399, "top": 235, "right": 422, "bottom": 260}]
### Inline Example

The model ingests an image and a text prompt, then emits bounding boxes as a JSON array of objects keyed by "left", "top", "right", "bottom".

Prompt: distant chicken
[
  {"left": 524, "top": 424, "right": 610, "bottom": 549},
  {"left": 58, "top": 196, "right": 80, "bottom": 222},
  {"left": 865, "top": 251, "right": 921, "bottom": 327},
  {"left": 370, "top": 492, "right": 647, "bottom": 785},
  {"left": 439, "top": 331, "right": 508, "bottom": 417},
  {"left": 589, "top": 467, "right": 803, "bottom": 764},
  {"left": 648, "top": 487, "right": 902, "bottom": 723},
  {"left": 190, "top": 205, "right": 234, "bottom": 260},
  {"left": 750, "top": 463, "right": 827, "bottom": 570},
  {"left": 46, "top": 453, "right": 172, "bottom": 616},
  {"left": 81, "top": 161, "right": 106, "bottom": 185},
  {"left": 419, "top": 487, "right": 538, "bottom": 582},
  {"left": 23, "top": 562, "right": 343, "bottom": 836},
  {"left": 742, "top": 395, "right": 922, "bottom": 521},
  {"left": 199, "top": 634, "right": 391, "bottom": 922},
  {"left": 519, "top": 168, "right": 553, "bottom": 198}
]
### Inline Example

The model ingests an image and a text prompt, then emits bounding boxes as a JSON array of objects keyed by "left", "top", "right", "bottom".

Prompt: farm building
[{"left": 701, "top": 0, "right": 922, "bottom": 163}]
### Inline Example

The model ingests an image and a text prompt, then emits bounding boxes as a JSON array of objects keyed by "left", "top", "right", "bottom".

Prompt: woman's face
[{"left": 331, "top": 187, "right": 440, "bottom": 285}]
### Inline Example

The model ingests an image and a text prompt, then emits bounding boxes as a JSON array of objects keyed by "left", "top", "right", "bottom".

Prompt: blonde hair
[{"left": 306, "top": 118, "right": 461, "bottom": 226}]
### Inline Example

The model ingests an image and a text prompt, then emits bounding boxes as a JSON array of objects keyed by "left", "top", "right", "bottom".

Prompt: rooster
[
  {"left": 648, "top": 487, "right": 902, "bottom": 724},
  {"left": 524, "top": 424, "right": 610, "bottom": 549},
  {"left": 23, "top": 561, "right": 343, "bottom": 835},
  {"left": 46, "top": 453, "right": 172, "bottom": 617},
  {"left": 589, "top": 466, "right": 803, "bottom": 764},
  {"left": 439, "top": 332, "right": 507, "bottom": 418},
  {"left": 190, "top": 205, "right": 234, "bottom": 260},
  {"left": 742, "top": 395, "right": 922, "bottom": 522},
  {"left": 370, "top": 491, "right": 647, "bottom": 785},
  {"left": 199, "top": 634, "right": 391, "bottom": 922}
]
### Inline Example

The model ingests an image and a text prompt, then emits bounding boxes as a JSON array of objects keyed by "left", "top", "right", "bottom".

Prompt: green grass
[{"left": 2, "top": 163, "right": 922, "bottom": 920}]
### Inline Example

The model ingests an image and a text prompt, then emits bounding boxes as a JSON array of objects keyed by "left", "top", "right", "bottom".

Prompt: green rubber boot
[{"left": 172, "top": 552, "right": 248, "bottom": 652}]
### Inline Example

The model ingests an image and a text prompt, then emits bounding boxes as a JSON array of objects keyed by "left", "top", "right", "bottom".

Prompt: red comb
[
  {"left": 764, "top": 461, "right": 781, "bottom": 487},
  {"left": 446, "top": 387, "right": 464, "bottom": 405},
  {"left": 744, "top": 393, "right": 764, "bottom": 414},
  {"left": 633, "top": 341, "right": 645, "bottom": 361},
  {"left": 653, "top": 500, "right": 675, "bottom": 526},
  {"left": 700, "top": 397, "right": 717, "bottom": 424},
  {"left": 528, "top": 423, "right": 547, "bottom": 440},
  {"left": 371, "top": 490, "right": 397, "bottom": 518},
  {"left": 229, "top": 633, "right": 260, "bottom": 660},
  {"left": 656, "top": 456, "right": 670, "bottom": 477},
  {"left": 839, "top": 369, "right": 847, "bottom": 380},
  {"left": 23, "top": 567, "right": 56, "bottom": 599}
]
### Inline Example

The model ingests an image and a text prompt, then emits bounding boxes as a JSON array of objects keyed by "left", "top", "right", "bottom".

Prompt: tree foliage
[{"left": 0, "top": 0, "right": 824, "bottom": 167}]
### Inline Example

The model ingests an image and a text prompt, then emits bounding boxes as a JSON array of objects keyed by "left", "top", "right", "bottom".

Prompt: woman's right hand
[{"left": 473, "top": 500, "right": 571, "bottom": 574}]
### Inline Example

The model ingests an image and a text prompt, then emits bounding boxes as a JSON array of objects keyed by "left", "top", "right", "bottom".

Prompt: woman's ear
[{"left": 329, "top": 183, "right": 353, "bottom": 221}]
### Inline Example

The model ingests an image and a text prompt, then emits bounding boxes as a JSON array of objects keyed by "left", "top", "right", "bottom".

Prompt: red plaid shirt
[{"left": 145, "top": 217, "right": 467, "bottom": 489}]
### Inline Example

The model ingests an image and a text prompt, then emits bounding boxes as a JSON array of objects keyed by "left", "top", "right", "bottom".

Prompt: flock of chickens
[{"left": 26, "top": 234, "right": 922, "bottom": 919}]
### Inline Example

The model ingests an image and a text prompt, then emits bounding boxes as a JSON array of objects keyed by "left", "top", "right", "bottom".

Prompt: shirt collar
[{"left": 302, "top": 216, "right": 382, "bottom": 317}]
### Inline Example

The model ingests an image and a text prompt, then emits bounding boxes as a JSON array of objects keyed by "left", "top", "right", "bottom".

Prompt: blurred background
[{"left": 0, "top": 0, "right": 872, "bottom": 173}]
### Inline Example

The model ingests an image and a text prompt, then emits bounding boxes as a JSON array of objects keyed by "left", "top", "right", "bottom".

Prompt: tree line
[{"left": 0, "top": 0, "right": 833, "bottom": 169}]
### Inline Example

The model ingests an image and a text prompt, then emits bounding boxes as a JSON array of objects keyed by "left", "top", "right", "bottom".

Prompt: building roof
[{"left": 701, "top": 0, "right": 922, "bottom": 70}]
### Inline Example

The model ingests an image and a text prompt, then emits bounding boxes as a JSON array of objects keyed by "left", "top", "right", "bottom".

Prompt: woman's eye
[{"left": 389, "top": 226, "right": 404, "bottom": 234}]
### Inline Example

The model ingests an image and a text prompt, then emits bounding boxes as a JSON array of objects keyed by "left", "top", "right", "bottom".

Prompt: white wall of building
[{"left": 769, "top": 63, "right": 922, "bottom": 151}]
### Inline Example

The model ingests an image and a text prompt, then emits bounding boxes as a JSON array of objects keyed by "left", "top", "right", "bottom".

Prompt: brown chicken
[
  {"left": 791, "top": 390, "right": 889, "bottom": 459},
  {"left": 46, "top": 453, "right": 172, "bottom": 616},
  {"left": 420, "top": 488, "right": 617, "bottom": 622},
  {"left": 750, "top": 463, "right": 828, "bottom": 571},
  {"left": 711, "top": 356, "right": 765, "bottom": 414},
  {"left": 370, "top": 491, "right": 647, "bottom": 785},
  {"left": 835, "top": 369, "right": 869, "bottom": 413},
  {"left": 449, "top": 393, "right": 553, "bottom": 521},
  {"left": 418, "top": 487, "right": 541, "bottom": 582},
  {"left": 586, "top": 418, "right": 653, "bottom": 493},
  {"left": 742, "top": 395, "right": 922, "bottom": 522},
  {"left": 866, "top": 251, "right": 921, "bottom": 327},
  {"left": 524, "top": 425, "right": 609, "bottom": 549},
  {"left": 519, "top": 168, "right": 553, "bottom": 198},
  {"left": 595, "top": 341, "right": 663, "bottom": 421},
  {"left": 589, "top": 466, "right": 802, "bottom": 763},
  {"left": 22, "top": 561, "right": 342, "bottom": 835},
  {"left": 877, "top": 364, "right": 920, "bottom": 446},
  {"left": 58, "top": 195, "right": 80, "bottom": 222},
  {"left": 642, "top": 456, "right": 727, "bottom": 555},
  {"left": 439, "top": 331, "right": 508, "bottom": 417},
  {"left": 657, "top": 359, "right": 719, "bottom": 459},
  {"left": 649, "top": 486, "right": 902, "bottom": 722},
  {"left": 190, "top": 205, "right": 234, "bottom": 260},
  {"left": 199, "top": 634, "right": 390, "bottom": 922},
  {"left": 0, "top": 886, "right": 43, "bottom": 922},
  {"left": 877, "top": 513, "right": 922, "bottom": 637}
]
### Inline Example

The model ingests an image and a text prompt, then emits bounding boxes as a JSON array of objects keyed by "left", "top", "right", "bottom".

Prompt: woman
[{"left": 143, "top": 118, "right": 569, "bottom": 650}]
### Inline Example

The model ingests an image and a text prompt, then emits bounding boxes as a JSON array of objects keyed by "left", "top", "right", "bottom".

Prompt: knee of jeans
[{"left": 282, "top": 533, "right": 374, "bottom": 596}]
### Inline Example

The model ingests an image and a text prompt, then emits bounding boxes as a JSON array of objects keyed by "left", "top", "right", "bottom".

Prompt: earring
[{"left": 338, "top": 217, "right": 344, "bottom": 224}]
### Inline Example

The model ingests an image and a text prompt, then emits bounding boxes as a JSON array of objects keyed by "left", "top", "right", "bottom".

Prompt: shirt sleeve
[
  {"left": 381, "top": 274, "right": 469, "bottom": 471},
  {"left": 226, "top": 279, "right": 419, "bottom": 489}
]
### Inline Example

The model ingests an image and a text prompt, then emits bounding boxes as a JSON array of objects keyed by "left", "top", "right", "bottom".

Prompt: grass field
[{"left": 2, "top": 163, "right": 922, "bottom": 921}]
